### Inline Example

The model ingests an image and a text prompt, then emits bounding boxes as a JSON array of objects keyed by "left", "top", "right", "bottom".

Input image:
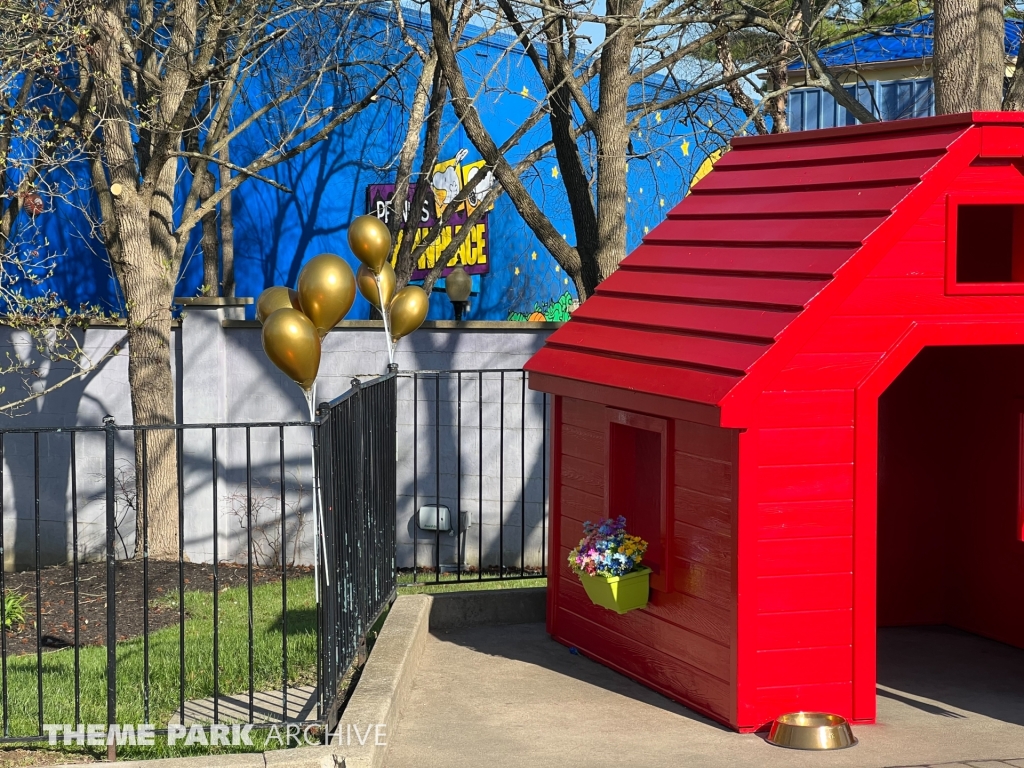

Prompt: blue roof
[{"left": 790, "top": 14, "right": 1023, "bottom": 70}]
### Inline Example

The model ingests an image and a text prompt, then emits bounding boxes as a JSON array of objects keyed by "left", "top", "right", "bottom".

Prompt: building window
[
  {"left": 606, "top": 409, "right": 670, "bottom": 590},
  {"left": 946, "top": 198, "right": 1024, "bottom": 295}
]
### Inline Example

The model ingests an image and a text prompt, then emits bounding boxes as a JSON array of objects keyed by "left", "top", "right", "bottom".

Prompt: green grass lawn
[{"left": 0, "top": 577, "right": 316, "bottom": 761}]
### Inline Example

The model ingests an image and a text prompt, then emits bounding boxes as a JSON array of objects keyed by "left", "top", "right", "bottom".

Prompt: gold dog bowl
[{"left": 767, "top": 712, "right": 857, "bottom": 750}]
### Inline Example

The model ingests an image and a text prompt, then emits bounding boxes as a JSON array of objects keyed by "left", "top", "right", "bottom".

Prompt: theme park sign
[{"left": 366, "top": 152, "right": 493, "bottom": 279}]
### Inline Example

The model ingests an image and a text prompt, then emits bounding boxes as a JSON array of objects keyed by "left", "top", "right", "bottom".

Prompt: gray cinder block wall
[{"left": 0, "top": 302, "right": 554, "bottom": 571}]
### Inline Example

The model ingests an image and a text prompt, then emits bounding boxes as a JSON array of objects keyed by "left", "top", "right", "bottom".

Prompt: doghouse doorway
[{"left": 876, "top": 345, "right": 1024, "bottom": 721}]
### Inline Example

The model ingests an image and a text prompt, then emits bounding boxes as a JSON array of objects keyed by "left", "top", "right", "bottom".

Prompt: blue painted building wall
[{"left": 15, "top": 9, "right": 737, "bottom": 321}]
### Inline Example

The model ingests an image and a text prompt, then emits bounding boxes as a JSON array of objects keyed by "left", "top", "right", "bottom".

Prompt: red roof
[{"left": 526, "top": 113, "right": 1017, "bottom": 415}]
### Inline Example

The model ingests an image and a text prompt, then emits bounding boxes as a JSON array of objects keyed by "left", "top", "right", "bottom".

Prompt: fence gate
[{"left": 316, "top": 373, "right": 398, "bottom": 729}]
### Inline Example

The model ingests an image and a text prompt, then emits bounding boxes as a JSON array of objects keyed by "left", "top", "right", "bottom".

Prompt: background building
[{"left": 787, "top": 15, "right": 1022, "bottom": 131}]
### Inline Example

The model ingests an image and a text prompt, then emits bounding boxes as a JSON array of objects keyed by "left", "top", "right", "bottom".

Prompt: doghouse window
[
  {"left": 606, "top": 410, "right": 669, "bottom": 590},
  {"left": 949, "top": 202, "right": 1024, "bottom": 292}
]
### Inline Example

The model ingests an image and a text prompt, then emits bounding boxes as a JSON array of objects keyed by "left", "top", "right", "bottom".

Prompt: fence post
[
  {"left": 103, "top": 415, "right": 117, "bottom": 761},
  {"left": 350, "top": 378, "right": 367, "bottom": 666}
]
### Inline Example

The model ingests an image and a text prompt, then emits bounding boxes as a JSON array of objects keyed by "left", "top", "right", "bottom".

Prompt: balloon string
[
  {"left": 376, "top": 274, "right": 395, "bottom": 367},
  {"left": 306, "top": 387, "right": 329, "bottom": 599}
]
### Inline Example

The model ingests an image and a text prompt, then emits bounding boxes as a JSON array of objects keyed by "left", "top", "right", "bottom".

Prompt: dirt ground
[
  {"left": 1, "top": 560, "right": 311, "bottom": 657},
  {"left": 0, "top": 747, "right": 96, "bottom": 766}
]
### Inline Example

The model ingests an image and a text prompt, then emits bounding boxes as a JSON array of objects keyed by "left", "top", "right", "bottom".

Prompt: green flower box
[{"left": 578, "top": 567, "right": 651, "bottom": 614}]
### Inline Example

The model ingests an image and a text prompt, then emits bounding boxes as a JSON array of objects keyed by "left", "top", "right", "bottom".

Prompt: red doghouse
[{"left": 526, "top": 113, "right": 1024, "bottom": 731}]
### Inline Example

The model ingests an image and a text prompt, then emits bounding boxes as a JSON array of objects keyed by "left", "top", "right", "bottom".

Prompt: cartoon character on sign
[
  {"left": 464, "top": 165, "right": 497, "bottom": 214},
  {"left": 431, "top": 149, "right": 468, "bottom": 218}
]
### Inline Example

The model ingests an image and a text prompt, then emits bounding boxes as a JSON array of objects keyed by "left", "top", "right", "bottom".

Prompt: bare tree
[
  {"left": 7, "top": 0, "right": 411, "bottom": 557},
  {"left": 385, "top": 5, "right": 514, "bottom": 296},
  {"left": 427, "top": 0, "right": 823, "bottom": 298}
]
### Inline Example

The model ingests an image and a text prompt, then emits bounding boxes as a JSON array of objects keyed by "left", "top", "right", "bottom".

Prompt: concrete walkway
[{"left": 385, "top": 623, "right": 1024, "bottom": 768}]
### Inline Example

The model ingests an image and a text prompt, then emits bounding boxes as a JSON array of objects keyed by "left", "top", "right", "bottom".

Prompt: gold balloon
[
  {"left": 297, "top": 253, "right": 356, "bottom": 337},
  {"left": 388, "top": 285, "right": 429, "bottom": 343},
  {"left": 256, "top": 286, "right": 301, "bottom": 324},
  {"left": 347, "top": 215, "right": 392, "bottom": 274},
  {"left": 261, "top": 308, "right": 321, "bottom": 391},
  {"left": 357, "top": 262, "right": 396, "bottom": 310}
]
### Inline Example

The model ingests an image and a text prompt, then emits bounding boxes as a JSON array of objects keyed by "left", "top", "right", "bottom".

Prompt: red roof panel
[{"left": 526, "top": 114, "right": 988, "bottom": 409}]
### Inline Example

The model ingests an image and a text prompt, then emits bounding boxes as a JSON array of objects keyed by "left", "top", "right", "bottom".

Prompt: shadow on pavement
[
  {"left": 432, "top": 621, "right": 733, "bottom": 731},
  {"left": 877, "top": 625, "right": 1024, "bottom": 727}
]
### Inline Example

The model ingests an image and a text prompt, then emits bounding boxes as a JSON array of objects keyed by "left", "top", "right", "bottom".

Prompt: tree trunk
[
  {"left": 766, "top": 62, "right": 790, "bottom": 133},
  {"left": 390, "top": 53, "right": 438, "bottom": 289},
  {"left": 934, "top": 0, "right": 979, "bottom": 114},
  {"left": 766, "top": 4, "right": 802, "bottom": 134},
  {"left": 591, "top": 0, "right": 642, "bottom": 290},
  {"left": 220, "top": 146, "right": 235, "bottom": 297},
  {"left": 977, "top": 0, "right": 1005, "bottom": 111},
  {"left": 88, "top": 4, "right": 182, "bottom": 560},
  {"left": 711, "top": 2, "right": 769, "bottom": 136},
  {"left": 117, "top": 200, "right": 180, "bottom": 561},
  {"left": 128, "top": 296, "right": 180, "bottom": 560},
  {"left": 197, "top": 162, "right": 219, "bottom": 295}
]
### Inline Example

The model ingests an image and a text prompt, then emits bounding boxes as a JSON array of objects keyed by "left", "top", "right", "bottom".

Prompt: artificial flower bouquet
[{"left": 568, "top": 516, "right": 651, "bottom": 614}]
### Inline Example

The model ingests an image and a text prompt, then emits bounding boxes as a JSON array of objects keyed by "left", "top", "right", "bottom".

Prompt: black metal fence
[
  {"left": 0, "top": 368, "right": 544, "bottom": 751},
  {"left": 0, "top": 373, "right": 398, "bottom": 748},
  {"left": 316, "top": 373, "right": 397, "bottom": 729},
  {"left": 401, "top": 370, "right": 549, "bottom": 584}
]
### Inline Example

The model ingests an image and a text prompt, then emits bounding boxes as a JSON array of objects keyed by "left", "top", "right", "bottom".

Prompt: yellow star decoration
[
  {"left": 561, "top": 233, "right": 567, "bottom": 240},
  {"left": 680, "top": 139, "right": 690, "bottom": 156},
  {"left": 531, "top": 251, "right": 537, "bottom": 260},
  {"left": 637, "top": 129, "right": 643, "bottom": 138},
  {"left": 656, "top": 160, "right": 661, "bottom": 167},
  {"left": 514, "top": 266, "right": 520, "bottom": 276},
  {"left": 520, "top": 86, "right": 529, "bottom": 97},
  {"left": 551, "top": 166, "right": 559, "bottom": 179},
  {"left": 627, "top": 197, "right": 631, "bottom": 203},
  {"left": 564, "top": 278, "right": 568, "bottom": 284},
  {"left": 655, "top": 112, "right": 662, "bottom": 123},
  {"left": 644, "top": 226, "right": 650, "bottom": 234},
  {"left": 555, "top": 265, "right": 560, "bottom": 272},
  {"left": 639, "top": 187, "right": 643, "bottom": 194},
  {"left": 660, "top": 198, "right": 665, "bottom": 207}
]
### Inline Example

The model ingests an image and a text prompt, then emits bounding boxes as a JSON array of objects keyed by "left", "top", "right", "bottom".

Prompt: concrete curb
[
  {"left": 427, "top": 587, "right": 547, "bottom": 631},
  {"left": 41, "top": 748, "right": 343, "bottom": 768},
  {"left": 334, "top": 595, "right": 432, "bottom": 768}
]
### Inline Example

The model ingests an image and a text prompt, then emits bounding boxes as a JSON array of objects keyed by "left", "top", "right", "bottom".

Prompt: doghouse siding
[
  {"left": 746, "top": 387, "right": 857, "bottom": 729},
  {"left": 551, "top": 396, "right": 737, "bottom": 726},
  {"left": 746, "top": 156, "right": 1024, "bottom": 727}
]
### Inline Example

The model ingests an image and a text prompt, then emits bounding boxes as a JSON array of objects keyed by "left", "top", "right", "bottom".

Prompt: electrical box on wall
[{"left": 416, "top": 505, "right": 471, "bottom": 535}]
